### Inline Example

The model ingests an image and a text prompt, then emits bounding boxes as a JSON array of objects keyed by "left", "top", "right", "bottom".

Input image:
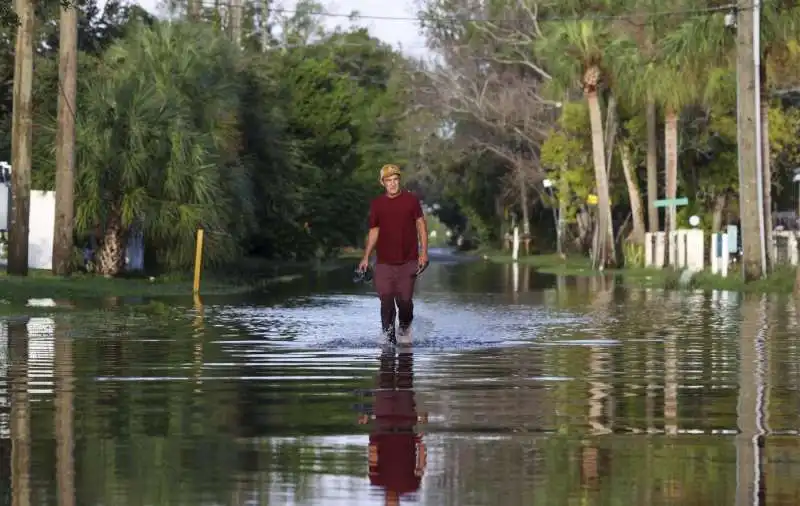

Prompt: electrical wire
[{"left": 195, "top": 2, "right": 759, "bottom": 23}]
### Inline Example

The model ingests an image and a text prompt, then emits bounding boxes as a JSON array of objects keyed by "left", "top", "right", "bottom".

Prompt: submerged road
[{"left": 0, "top": 255, "right": 796, "bottom": 505}]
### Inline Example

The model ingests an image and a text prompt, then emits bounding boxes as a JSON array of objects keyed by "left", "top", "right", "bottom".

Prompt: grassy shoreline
[
  {"left": 0, "top": 255, "right": 353, "bottom": 302},
  {"left": 477, "top": 250, "right": 797, "bottom": 294}
]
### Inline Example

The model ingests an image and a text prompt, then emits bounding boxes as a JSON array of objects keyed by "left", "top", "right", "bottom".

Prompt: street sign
[{"left": 653, "top": 197, "right": 688, "bottom": 208}]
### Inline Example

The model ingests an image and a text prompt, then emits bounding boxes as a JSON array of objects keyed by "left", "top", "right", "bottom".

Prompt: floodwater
[{"left": 2, "top": 251, "right": 800, "bottom": 505}]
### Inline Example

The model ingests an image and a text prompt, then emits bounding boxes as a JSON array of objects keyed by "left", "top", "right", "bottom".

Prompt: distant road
[{"left": 428, "top": 247, "right": 479, "bottom": 263}]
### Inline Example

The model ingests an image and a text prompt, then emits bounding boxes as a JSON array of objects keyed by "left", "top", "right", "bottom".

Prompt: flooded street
[{"left": 2, "top": 255, "right": 800, "bottom": 505}]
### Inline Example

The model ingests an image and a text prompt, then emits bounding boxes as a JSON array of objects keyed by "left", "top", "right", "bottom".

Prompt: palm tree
[
  {"left": 606, "top": 2, "right": 663, "bottom": 236},
  {"left": 602, "top": 23, "right": 656, "bottom": 248},
  {"left": 664, "top": 5, "right": 800, "bottom": 268},
  {"left": 72, "top": 22, "right": 252, "bottom": 276},
  {"left": 758, "top": 6, "right": 800, "bottom": 270},
  {"left": 536, "top": 20, "right": 622, "bottom": 268},
  {"left": 647, "top": 60, "right": 699, "bottom": 233}
]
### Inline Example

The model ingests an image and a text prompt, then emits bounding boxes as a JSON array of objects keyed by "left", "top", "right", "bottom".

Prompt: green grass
[
  {"left": 478, "top": 250, "right": 798, "bottom": 294},
  {"left": 479, "top": 251, "right": 597, "bottom": 275},
  {"left": 0, "top": 254, "right": 354, "bottom": 303},
  {"left": 0, "top": 270, "right": 251, "bottom": 298}
]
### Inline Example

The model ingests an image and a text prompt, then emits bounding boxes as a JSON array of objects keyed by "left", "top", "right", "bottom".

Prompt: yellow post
[{"left": 193, "top": 228, "right": 204, "bottom": 293}]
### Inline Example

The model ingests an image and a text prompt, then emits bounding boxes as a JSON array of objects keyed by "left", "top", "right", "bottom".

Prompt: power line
[
  {"left": 193, "top": 2, "right": 787, "bottom": 24},
  {"left": 190, "top": 1, "right": 782, "bottom": 53}
]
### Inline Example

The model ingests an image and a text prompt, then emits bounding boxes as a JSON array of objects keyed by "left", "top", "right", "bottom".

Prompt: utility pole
[
  {"left": 53, "top": 0, "right": 78, "bottom": 276},
  {"left": 752, "top": 0, "right": 767, "bottom": 277},
  {"left": 7, "top": 0, "right": 34, "bottom": 276},
  {"left": 736, "top": 0, "right": 764, "bottom": 281},
  {"left": 230, "top": 0, "right": 242, "bottom": 46}
]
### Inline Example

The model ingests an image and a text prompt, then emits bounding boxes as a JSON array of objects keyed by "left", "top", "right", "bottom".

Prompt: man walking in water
[{"left": 359, "top": 164, "right": 428, "bottom": 344}]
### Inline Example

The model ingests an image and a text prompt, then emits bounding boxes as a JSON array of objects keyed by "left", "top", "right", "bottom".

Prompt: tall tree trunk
[
  {"left": 7, "top": 0, "right": 34, "bottom": 276},
  {"left": 604, "top": 95, "right": 618, "bottom": 260},
  {"left": 737, "top": 2, "right": 763, "bottom": 281},
  {"left": 261, "top": 0, "right": 270, "bottom": 50},
  {"left": 187, "top": 0, "right": 200, "bottom": 19},
  {"left": 557, "top": 166, "right": 568, "bottom": 255},
  {"left": 96, "top": 208, "right": 127, "bottom": 277},
  {"left": 712, "top": 193, "right": 727, "bottom": 232},
  {"left": 576, "top": 207, "right": 592, "bottom": 252},
  {"left": 646, "top": 100, "right": 659, "bottom": 233},
  {"left": 664, "top": 108, "right": 679, "bottom": 232},
  {"left": 518, "top": 169, "right": 530, "bottom": 253},
  {"left": 53, "top": 1, "right": 78, "bottom": 276},
  {"left": 230, "top": 0, "right": 242, "bottom": 45},
  {"left": 760, "top": 84, "right": 772, "bottom": 273},
  {"left": 55, "top": 320, "right": 75, "bottom": 506},
  {"left": 586, "top": 90, "right": 614, "bottom": 268},
  {"left": 495, "top": 196, "right": 507, "bottom": 250},
  {"left": 9, "top": 319, "right": 30, "bottom": 506},
  {"left": 619, "top": 145, "right": 646, "bottom": 245},
  {"left": 604, "top": 95, "right": 617, "bottom": 174}
]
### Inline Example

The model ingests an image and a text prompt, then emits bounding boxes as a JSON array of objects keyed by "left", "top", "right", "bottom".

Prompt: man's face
[{"left": 382, "top": 174, "right": 401, "bottom": 196}]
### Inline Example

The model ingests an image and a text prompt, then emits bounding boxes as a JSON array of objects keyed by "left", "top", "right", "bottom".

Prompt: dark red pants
[{"left": 374, "top": 261, "right": 418, "bottom": 331}]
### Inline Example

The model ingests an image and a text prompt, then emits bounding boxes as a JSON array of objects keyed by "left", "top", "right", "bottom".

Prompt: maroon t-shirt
[{"left": 368, "top": 191, "right": 423, "bottom": 265}]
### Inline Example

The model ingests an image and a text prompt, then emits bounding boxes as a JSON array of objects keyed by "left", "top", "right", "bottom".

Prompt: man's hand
[
  {"left": 358, "top": 256, "right": 370, "bottom": 272},
  {"left": 418, "top": 251, "right": 428, "bottom": 269}
]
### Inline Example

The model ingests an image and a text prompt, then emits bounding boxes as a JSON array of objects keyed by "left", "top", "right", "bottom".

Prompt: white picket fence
[{"left": 644, "top": 228, "right": 800, "bottom": 277}]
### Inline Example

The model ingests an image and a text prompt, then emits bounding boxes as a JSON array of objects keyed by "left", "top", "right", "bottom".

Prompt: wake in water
[{"left": 211, "top": 293, "right": 591, "bottom": 353}]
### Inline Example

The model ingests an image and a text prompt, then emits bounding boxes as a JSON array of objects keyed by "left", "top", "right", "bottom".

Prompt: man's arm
[
  {"left": 362, "top": 200, "right": 379, "bottom": 262},
  {"left": 416, "top": 216, "right": 428, "bottom": 257},
  {"left": 363, "top": 227, "right": 379, "bottom": 259},
  {"left": 413, "top": 195, "right": 428, "bottom": 258}
]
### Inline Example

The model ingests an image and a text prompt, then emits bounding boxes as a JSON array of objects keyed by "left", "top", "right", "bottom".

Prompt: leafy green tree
[{"left": 37, "top": 22, "right": 249, "bottom": 274}]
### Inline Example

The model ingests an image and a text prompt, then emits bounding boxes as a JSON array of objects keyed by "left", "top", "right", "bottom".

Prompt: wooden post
[
  {"left": 7, "top": 0, "right": 34, "bottom": 276},
  {"left": 52, "top": 0, "right": 78, "bottom": 276},
  {"left": 193, "top": 229, "right": 204, "bottom": 293}
]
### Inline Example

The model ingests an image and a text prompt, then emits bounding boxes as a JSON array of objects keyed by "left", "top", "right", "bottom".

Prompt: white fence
[
  {"left": 772, "top": 231, "right": 799, "bottom": 266},
  {"left": 0, "top": 189, "right": 56, "bottom": 270},
  {"left": 0, "top": 187, "right": 144, "bottom": 272},
  {"left": 644, "top": 229, "right": 704, "bottom": 272},
  {"left": 644, "top": 228, "right": 800, "bottom": 277}
]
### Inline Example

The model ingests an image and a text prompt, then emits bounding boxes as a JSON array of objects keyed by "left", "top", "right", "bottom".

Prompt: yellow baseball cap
[{"left": 379, "top": 164, "right": 401, "bottom": 181}]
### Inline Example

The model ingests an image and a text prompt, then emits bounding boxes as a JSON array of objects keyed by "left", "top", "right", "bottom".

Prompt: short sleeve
[
  {"left": 368, "top": 200, "right": 379, "bottom": 228},
  {"left": 411, "top": 194, "right": 423, "bottom": 220}
]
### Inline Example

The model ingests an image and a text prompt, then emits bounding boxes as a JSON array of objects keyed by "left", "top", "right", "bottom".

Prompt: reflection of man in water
[{"left": 358, "top": 344, "right": 427, "bottom": 504}]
